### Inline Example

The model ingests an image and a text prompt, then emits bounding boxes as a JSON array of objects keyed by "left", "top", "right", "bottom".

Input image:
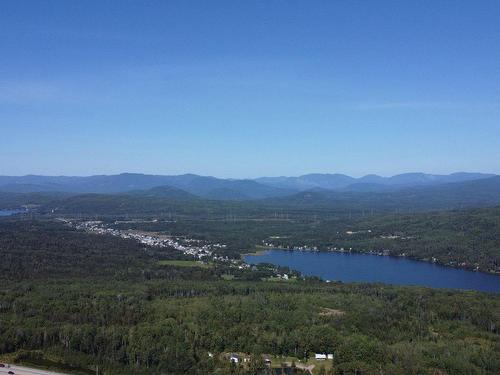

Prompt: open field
[{"left": 157, "top": 260, "right": 212, "bottom": 268}]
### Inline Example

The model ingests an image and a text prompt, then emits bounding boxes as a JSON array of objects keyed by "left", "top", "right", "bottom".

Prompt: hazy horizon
[{"left": 0, "top": 170, "right": 497, "bottom": 180}]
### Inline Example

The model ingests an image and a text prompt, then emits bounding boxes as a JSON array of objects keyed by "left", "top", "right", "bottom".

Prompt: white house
[
  {"left": 229, "top": 353, "right": 240, "bottom": 363},
  {"left": 327, "top": 354, "right": 334, "bottom": 360},
  {"left": 315, "top": 353, "right": 327, "bottom": 360}
]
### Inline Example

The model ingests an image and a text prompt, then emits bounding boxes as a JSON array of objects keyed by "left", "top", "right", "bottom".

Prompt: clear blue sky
[{"left": 1, "top": 1, "right": 499, "bottom": 178}]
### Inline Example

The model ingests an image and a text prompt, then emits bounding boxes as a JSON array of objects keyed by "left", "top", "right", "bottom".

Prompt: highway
[{"left": 0, "top": 364, "right": 69, "bottom": 375}]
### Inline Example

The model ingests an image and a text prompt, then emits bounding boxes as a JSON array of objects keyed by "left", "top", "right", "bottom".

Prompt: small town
[{"left": 61, "top": 219, "right": 238, "bottom": 263}]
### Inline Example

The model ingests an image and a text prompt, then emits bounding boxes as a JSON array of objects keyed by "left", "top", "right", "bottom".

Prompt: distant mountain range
[
  {"left": 0, "top": 172, "right": 496, "bottom": 201},
  {"left": 255, "top": 172, "right": 495, "bottom": 192},
  {"left": 1, "top": 173, "right": 500, "bottom": 215},
  {"left": 265, "top": 175, "right": 500, "bottom": 211}
]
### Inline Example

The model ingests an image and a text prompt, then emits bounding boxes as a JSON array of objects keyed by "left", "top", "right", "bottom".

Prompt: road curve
[{"left": 0, "top": 364, "right": 69, "bottom": 375}]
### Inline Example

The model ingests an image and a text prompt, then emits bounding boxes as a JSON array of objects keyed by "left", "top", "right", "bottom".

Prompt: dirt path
[{"left": 281, "top": 362, "right": 315, "bottom": 374}]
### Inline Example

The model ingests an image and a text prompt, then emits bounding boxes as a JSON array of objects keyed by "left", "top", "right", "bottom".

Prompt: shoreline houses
[{"left": 315, "top": 353, "right": 334, "bottom": 360}]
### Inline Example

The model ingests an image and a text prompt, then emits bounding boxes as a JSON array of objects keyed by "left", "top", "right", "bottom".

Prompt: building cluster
[
  {"left": 223, "top": 352, "right": 333, "bottom": 365},
  {"left": 346, "top": 229, "right": 372, "bottom": 235},
  {"left": 380, "top": 234, "right": 415, "bottom": 240},
  {"left": 327, "top": 247, "right": 353, "bottom": 252},
  {"left": 262, "top": 238, "right": 406, "bottom": 258},
  {"left": 261, "top": 240, "right": 319, "bottom": 251},
  {"left": 67, "top": 220, "right": 226, "bottom": 260}
]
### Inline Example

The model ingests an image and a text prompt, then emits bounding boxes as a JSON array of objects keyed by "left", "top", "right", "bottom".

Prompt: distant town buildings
[{"left": 64, "top": 219, "right": 229, "bottom": 261}]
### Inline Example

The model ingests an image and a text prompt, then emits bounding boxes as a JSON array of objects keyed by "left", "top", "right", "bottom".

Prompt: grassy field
[
  {"left": 264, "top": 276, "right": 298, "bottom": 282},
  {"left": 157, "top": 260, "right": 211, "bottom": 268}
]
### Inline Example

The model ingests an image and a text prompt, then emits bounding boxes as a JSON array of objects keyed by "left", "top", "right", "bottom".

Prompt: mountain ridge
[
  {"left": 0, "top": 172, "right": 495, "bottom": 201},
  {"left": 256, "top": 172, "right": 496, "bottom": 191}
]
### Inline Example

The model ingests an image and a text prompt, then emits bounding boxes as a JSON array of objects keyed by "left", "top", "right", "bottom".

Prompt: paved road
[{"left": 0, "top": 364, "right": 69, "bottom": 375}]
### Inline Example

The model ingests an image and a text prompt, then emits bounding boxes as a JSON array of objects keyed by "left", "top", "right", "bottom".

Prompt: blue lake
[{"left": 244, "top": 250, "right": 500, "bottom": 294}]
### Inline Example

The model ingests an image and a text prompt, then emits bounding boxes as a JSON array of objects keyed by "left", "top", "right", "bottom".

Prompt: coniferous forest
[{"left": 0, "top": 217, "right": 498, "bottom": 375}]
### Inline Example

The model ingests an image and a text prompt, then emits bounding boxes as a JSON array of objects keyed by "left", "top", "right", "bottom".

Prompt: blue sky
[{"left": 1, "top": 1, "right": 499, "bottom": 178}]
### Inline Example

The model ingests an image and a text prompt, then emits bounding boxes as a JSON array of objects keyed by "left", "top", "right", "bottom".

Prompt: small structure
[
  {"left": 262, "top": 354, "right": 272, "bottom": 366},
  {"left": 327, "top": 353, "right": 334, "bottom": 360},
  {"left": 315, "top": 353, "right": 327, "bottom": 360},
  {"left": 229, "top": 353, "right": 240, "bottom": 363}
]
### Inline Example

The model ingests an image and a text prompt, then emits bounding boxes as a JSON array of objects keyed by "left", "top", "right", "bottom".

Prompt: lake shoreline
[
  {"left": 244, "top": 248, "right": 500, "bottom": 293},
  {"left": 241, "top": 245, "right": 272, "bottom": 257},
  {"left": 245, "top": 246, "right": 498, "bottom": 276}
]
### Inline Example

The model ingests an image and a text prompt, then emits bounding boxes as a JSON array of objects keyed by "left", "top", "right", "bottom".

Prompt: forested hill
[{"left": 0, "top": 218, "right": 499, "bottom": 374}]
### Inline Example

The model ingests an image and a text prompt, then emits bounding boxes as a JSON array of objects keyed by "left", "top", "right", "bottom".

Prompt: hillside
[{"left": 128, "top": 185, "right": 200, "bottom": 200}]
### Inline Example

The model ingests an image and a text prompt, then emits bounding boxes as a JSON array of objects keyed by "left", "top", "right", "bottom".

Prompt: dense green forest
[{"left": 0, "top": 218, "right": 499, "bottom": 375}]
